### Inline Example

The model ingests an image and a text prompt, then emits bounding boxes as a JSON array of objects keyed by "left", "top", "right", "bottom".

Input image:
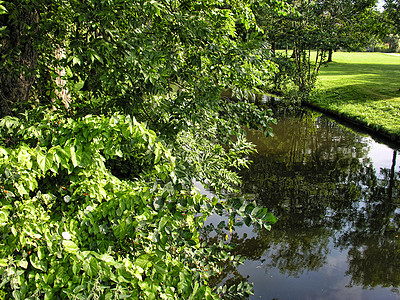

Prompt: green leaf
[
  {"left": 17, "top": 148, "right": 32, "bottom": 169},
  {"left": 63, "top": 240, "right": 79, "bottom": 254},
  {"left": 72, "top": 56, "right": 81, "bottom": 66},
  {"left": 154, "top": 259, "right": 168, "bottom": 274},
  {"left": 263, "top": 213, "right": 277, "bottom": 225},
  {"left": 4, "top": 167, "right": 11, "bottom": 178},
  {"left": 0, "top": 146, "right": 8, "bottom": 158},
  {"left": 154, "top": 145, "right": 162, "bottom": 164},
  {"left": 72, "top": 261, "right": 81, "bottom": 275},
  {"left": 163, "top": 182, "right": 174, "bottom": 195},
  {"left": 178, "top": 271, "right": 192, "bottom": 296},
  {"left": 89, "top": 257, "right": 99, "bottom": 276},
  {"left": 18, "top": 258, "right": 28, "bottom": 269},
  {"left": 0, "top": 4, "right": 7, "bottom": 15},
  {"left": 113, "top": 220, "right": 126, "bottom": 239},
  {"left": 191, "top": 283, "right": 206, "bottom": 300},
  {"left": 0, "top": 258, "right": 7, "bottom": 267},
  {"left": 0, "top": 210, "right": 8, "bottom": 225},
  {"left": 251, "top": 206, "right": 261, "bottom": 217},
  {"left": 153, "top": 197, "right": 164, "bottom": 211},
  {"left": 135, "top": 254, "right": 152, "bottom": 270},
  {"left": 16, "top": 183, "right": 28, "bottom": 196},
  {"left": 158, "top": 216, "right": 168, "bottom": 231},
  {"left": 12, "top": 290, "right": 21, "bottom": 300},
  {"left": 69, "top": 146, "right": 78, "bottom": 167},
  {"left": 36, "top": 150, "right": 53, "bottom": 173},
  {"left": 37, "top": 247, "right": 45, "bottom": 260},
  {"left": 73, "top": 285, "right": 85, "bottom": 294},
  {"left": 30, "top": 254, "right": 47, "bottom": 271},
  {"left": 100, "top": 254, "right": 115, "bottom": 265},
  {"left": 36, "top": 150, "right": 46, "bottom": 172}
]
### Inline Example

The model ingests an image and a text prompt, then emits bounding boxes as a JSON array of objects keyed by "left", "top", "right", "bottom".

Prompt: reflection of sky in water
[
  {"left": 242, "top": 240, "right": 400, "bottom": 299},
  {"left": 197, "top": 113, "right": 400, "bottom": 299},
  {"left": 248, "top": 133, "right": 399, "bottom": 299},
  {"left": 367, "top": 139, "right": 399, "bottom": 174},
  {"left": 196, "top": 180, "right": 259, "bottom": 240},
  {"left": 194, "top": 181, "right": 214, "bottom": 199}
]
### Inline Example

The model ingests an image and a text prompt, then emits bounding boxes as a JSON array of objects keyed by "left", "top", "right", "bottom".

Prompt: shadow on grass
[
  {"left": 321, "top": 62, "right": 400, "bottom": 77},
  {"left": 308, "top": 58, "right": 400, "bottom": 138},
  {"left": 318, "top": 63, "right": 400, "bottom": 103},
  {"left": 316, "top": 83, "right": 400, "bottom": 104}
]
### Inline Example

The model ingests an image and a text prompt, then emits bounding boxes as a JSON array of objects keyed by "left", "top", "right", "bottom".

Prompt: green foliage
[
  {"left": 0, "top": 110, "right": 276, "bottom": 298},
  {"left": 254, "top": 0, "right": 382, "bottom": 100},
  {"left": 0, "top": 0, "right": 280, "bottom": 298},
  {"left": 384, "top": 0, "right": 400, "bottom": 34}
]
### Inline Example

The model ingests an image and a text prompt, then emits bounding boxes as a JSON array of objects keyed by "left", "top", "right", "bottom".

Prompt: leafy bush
[
  {"left": 0, "top": 110, "right": 276, "bottom": 299},
  {"left": 0, "top": 0, "right": 279, "bottom": 297}
]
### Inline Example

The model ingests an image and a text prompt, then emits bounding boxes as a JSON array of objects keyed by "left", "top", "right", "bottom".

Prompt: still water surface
[{"left": 199, "top": 109, "right": 400, "bottom": 299}]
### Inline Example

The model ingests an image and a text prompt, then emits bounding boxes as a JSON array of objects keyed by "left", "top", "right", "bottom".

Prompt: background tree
[
  {"left": 0, "top": 2, "right": 38, "bottom": 116},
  {"left": 253, "top": 0, "right": 383, "bottom": 100},
  {"left": 384, "top": 0, "right": 400, "bottom": 53},
  {"left": 384, "top": 0, "right": 400, "bottom": 34},
  {"left": 0, "top": 0, "right": 280, "bottom": 298},
  {"left": 314, "top": 0, "right": 381, "bottom": 61}
]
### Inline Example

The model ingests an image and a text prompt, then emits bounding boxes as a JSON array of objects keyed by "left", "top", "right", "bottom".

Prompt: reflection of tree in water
[
  {"left": 336, "top": 150, "right": 400, "bottom": 289},
  {"left": 200, "top": 110, "right": 400, "bottom": 293},
  {"left": 256, "top": 226, "right": 330, "bottom": 277},
  {"left": 199, "top": 218, "right": 249, "bottom": 288}
]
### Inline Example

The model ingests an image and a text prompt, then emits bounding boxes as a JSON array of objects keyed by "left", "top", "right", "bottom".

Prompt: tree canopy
[
  {"left": 384, "top": 0, "right": 400, "bottom": 34},
  {"left": 0, "top": 0, "right": 278, "bottom": 298},
  {"left": 251, "top": 0, "right": 382, "bottom": 99},
  {"left": 0, "top": 0, "right": 390, "bottom": 298}
]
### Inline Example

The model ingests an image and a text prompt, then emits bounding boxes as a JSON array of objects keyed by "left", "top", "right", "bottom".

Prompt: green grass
[{"left": 309, "top": 52, "right": 400, "bottom": 137}]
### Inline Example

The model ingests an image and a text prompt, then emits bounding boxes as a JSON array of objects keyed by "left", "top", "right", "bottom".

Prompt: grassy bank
[{"left": 308, "top": 52, "right": 400, "bottom": 141}]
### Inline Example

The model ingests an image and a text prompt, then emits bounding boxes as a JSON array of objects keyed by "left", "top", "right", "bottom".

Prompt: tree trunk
[
  {"left": 0, "top": 6, "right": 39, "bottom": 118},
  {"left": 388, "top": 150, "right": 397, "bottom": 201},
  {"left": 271, "top": 41, "right": 276, "bottom": 57},
  {"left": 327, "top": 49, "right": 333, "bottom": 62}
]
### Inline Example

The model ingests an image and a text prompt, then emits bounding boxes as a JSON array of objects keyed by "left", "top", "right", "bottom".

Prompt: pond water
[{"left": 199, "top": 109, "right": 400, "bottom": 299}]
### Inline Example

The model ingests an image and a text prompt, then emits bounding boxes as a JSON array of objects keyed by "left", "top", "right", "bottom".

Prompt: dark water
[{"left": 199, "top": 109, "right": 400, "bottom": 299}]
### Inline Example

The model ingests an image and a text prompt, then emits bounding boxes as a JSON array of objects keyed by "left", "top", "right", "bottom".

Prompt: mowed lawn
[{"left": 310, "top": 52, "right": 400, "bottom": 136}]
